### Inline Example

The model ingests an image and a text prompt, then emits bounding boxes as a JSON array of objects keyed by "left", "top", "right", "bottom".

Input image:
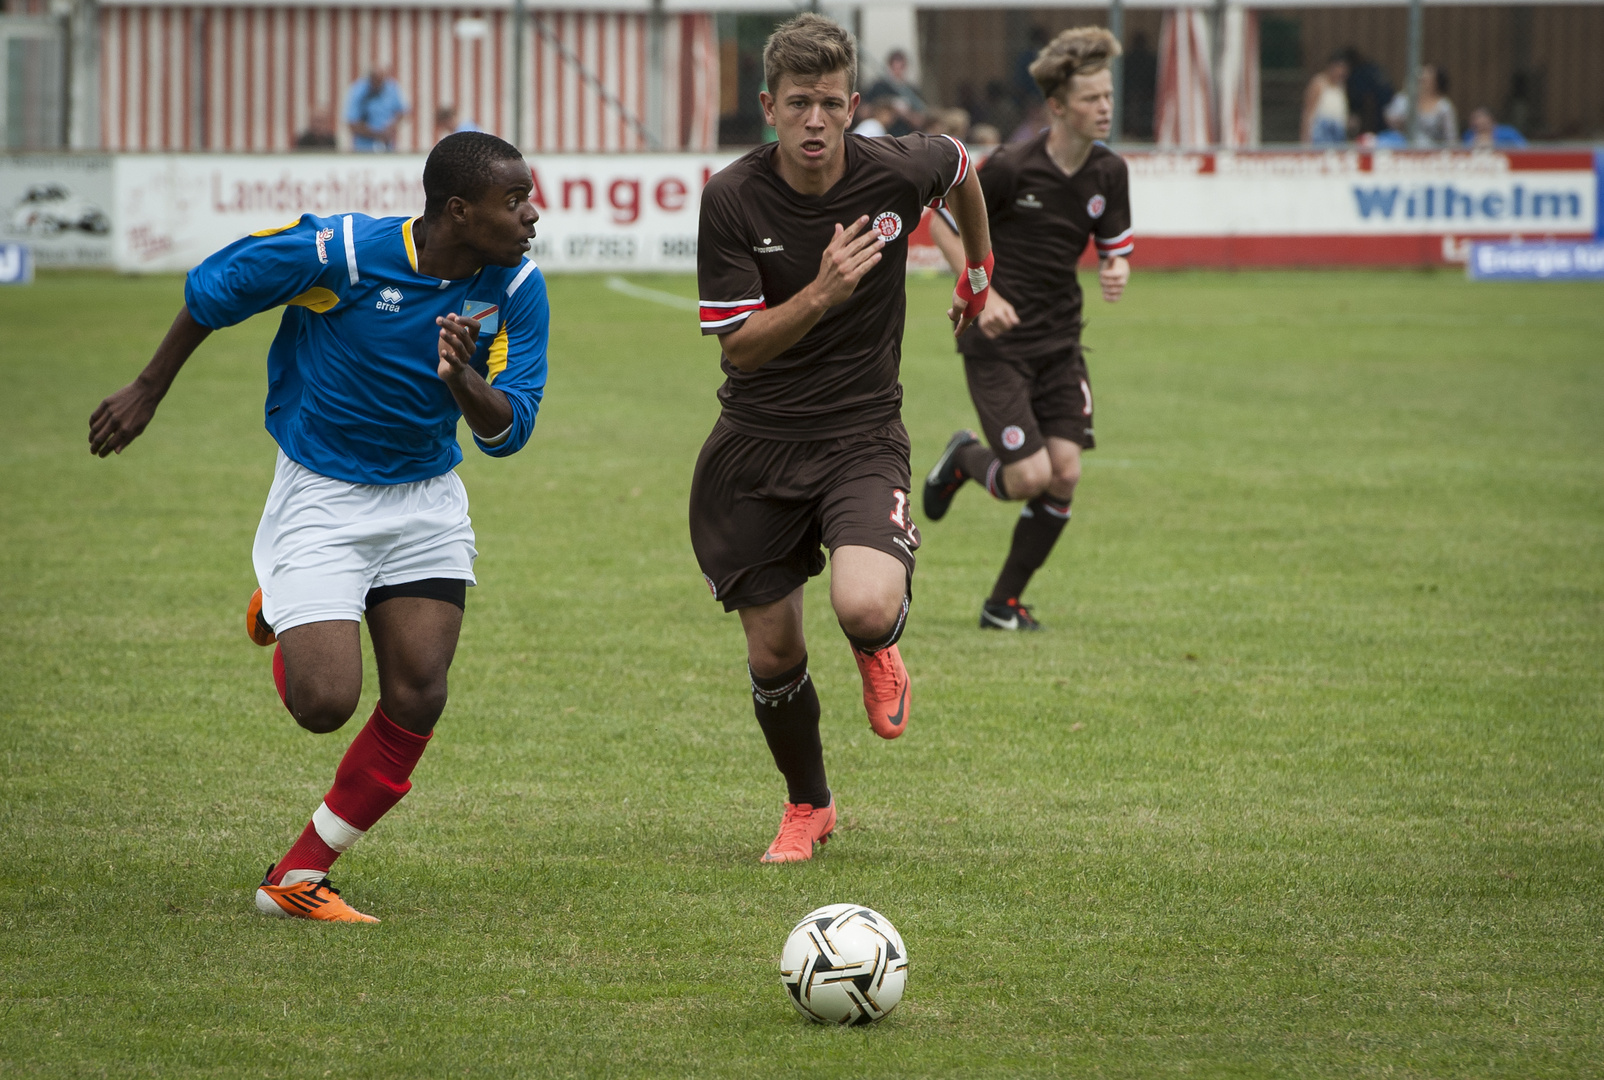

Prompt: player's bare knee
[
  {"left": 1006, "top": 459, "right": 1051, "bottom": 499},
  {"left": 289, "top": 687, "right": 359, "bottom": 734},
  {"left": 835, "top": 593, "right": 902, "bottom": 643}
]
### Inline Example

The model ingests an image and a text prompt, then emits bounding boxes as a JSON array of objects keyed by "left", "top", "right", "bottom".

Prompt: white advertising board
[
  {"left": 0, "top": 154, "right": 115, "bottom": 268},
  {"left": 1125, "top": 149, "right": 1595, "bottom": 237},
  {"left": 113, "top": 152, "right": 739, "bottom": 273},
  {"left": 95, "top": 146, "right": 1599, "bottom": 274}
]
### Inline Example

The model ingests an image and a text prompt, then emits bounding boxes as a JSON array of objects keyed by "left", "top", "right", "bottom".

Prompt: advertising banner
[
  {"left": 1466, "top": 241, "right": 1604, "bottom": 281},
  {"left": 1115, "top": 149, "right": 1597, "bottom": 268},
  {"left": 92, "top": 147, "right": 1603, "bottom": 274},
  {"left": 0, "top": 154, "right": 115, "bottom": 268},
  {"left": 114, "top": 152, "right": 738, "bottom": 274}
]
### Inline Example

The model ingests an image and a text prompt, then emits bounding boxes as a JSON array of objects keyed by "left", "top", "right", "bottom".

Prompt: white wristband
[{"left": 476, "top": 422, "right": 513, "bottom": 448}]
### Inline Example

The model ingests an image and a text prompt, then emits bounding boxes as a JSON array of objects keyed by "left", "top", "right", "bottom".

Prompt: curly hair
[{"left": 1029, "top": 27, "right": 1123, "bottom": 102}]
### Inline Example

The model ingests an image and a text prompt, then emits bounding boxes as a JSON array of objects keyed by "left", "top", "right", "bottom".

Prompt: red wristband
[{"left": 954, "top": 251, "right": 994, "bottom": 316}]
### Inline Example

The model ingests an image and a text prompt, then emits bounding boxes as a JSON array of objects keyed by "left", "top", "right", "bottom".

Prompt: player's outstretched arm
[
  {"left": 88, "top": 306, "right": 212, "bottom": 457},
  {"left": 719, "top": 216, "right": 885, "bottom": 373},
  {"left": 1099, "top": 255, "right": 1130, "bottom": 303},
  {"left": 435, "top": 313, "right": 515, "bottom": 443},
  {"left": 943, "top": 169, "right": 994, "bottom": 337}
]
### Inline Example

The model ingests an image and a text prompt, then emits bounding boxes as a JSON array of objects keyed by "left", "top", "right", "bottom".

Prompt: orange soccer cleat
[
  {"left": 254, "top": 867, "right": 379, "bottom": 923},
  {"left": 762, "top": 800, "right": 837, "bottom": 863},
  {"left": 245, "top": 588, "right": 276, "bottom": 646},
  {"left": 852, "top": 643, "right": 910, "bottom": 739}
]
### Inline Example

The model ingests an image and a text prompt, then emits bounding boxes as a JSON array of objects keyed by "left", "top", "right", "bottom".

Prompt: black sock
[
  {"left": 750, "top": 656, "right": 829, "bottom": 808},
  {"left": 955, "top": 442, "right": 1008, "bottom": 499},
  {"left": 989, "top": 496, "right": 1072, "bottom": 604}
]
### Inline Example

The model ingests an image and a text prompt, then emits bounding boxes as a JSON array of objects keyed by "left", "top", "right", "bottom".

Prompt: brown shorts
[
  {"left": 961, "top": 345, "right": 1095, "bottom": 463},
  {"left": 689, "top": 418, "right": 920, "bottom": 612}
]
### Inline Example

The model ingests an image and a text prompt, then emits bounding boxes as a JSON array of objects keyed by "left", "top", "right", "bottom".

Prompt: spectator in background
[
  {"left": 924, "top": 108, "right": 971, "bottom": 141},
  {"left": 864, "top": 49, "right": 927, "bottom": 134},
  {"left": 1009, "top": 101, "right": 1048, "bottom": 143},
  {"left": 967, "top": 123, "right": 1002, "bottom": 152},
  {"left": 1464, "top": 106, "right": 1527, "bottom": 148},
  {"left": 1342, "top": 47, "right": 1393, "bottom": 136},
  {"left": 1384, "top": 65, "right": 1456, "bottom": 147},
  {"left": 852, "top": 95, "right": 898, "bottom": 138},
  {"left": 1302, "top": 51, "right": 1350, "bottom": 145},
  {"left": 345, "top": 67, "right": 408, "bottom": 152},
  {"left": 433, "top": 105, "right": 482, "bottom": 145},
  {"left": 294, "top": 106, "right": 337, "bottom": 150}
]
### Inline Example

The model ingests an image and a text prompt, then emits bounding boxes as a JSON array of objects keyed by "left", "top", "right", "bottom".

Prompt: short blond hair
[
  {"left": 1029, "top": 27, "right": 1122, "bottom": 102},
  {"left": 763, "top": 13, "right": 857, "bottom": 96}
]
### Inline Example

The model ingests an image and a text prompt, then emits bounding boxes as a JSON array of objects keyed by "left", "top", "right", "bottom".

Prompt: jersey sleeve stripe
[
  {"left": 1098, "top": 240, "right": 1135, "bottom": 257},
  {"left": 1095, "top": 227, "right": 1134, "bottom": 249},
  {"left": 342, "top": 215, "right": 359, "bottom": 284},
  {"left": 506, "top": 258, "right": 538, "bottom": 298},
  {"left": 699, "top": 298, "right": 765, "bottom": 330},
  {"left": 930, "top": 133, "right": 970, "bottom": 208}
]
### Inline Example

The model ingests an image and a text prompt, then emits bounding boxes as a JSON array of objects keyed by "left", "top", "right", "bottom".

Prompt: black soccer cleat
[
  {"left": 923, "top": 430, "right": 980, "bottom": 521},
  {"left": 979, "top": 597, "right": 1042, "bottom": 632}
]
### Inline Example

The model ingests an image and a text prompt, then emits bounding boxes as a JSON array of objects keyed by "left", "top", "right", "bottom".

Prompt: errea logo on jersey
[
  {"left": 376, "top": 287, "right": 403, "bottom": 313},
  {"left": 1016, "top": 193, "right": 1044, "bottom": 210}
]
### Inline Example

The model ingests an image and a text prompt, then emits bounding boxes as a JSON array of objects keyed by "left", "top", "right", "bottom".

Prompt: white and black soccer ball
[{"left": 780, "top": 903, "right": 907, "bottom": 1026}]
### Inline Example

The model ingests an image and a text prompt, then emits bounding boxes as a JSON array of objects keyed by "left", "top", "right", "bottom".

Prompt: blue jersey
[{"left": 185, "top": 213, "right": 548, "bottom": 485}]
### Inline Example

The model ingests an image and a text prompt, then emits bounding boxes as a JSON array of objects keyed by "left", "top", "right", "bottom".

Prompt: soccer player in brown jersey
[
  {"left": 691, "top": 13, "right": 993, "bottom": 862},
  {"left": 923, "top": 27, "right": 1133, "bottom": 631}
]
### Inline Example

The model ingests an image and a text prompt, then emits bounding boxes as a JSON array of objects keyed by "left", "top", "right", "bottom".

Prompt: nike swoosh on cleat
[
  {"left": 982, "top": 611, "right": 1019, "bottom": 630},
  {"left": 885, "top": 686, "right": 907, "bottom": 730}
]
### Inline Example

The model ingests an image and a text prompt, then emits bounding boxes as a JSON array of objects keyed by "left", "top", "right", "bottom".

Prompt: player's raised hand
[
  {"left": 813, "top": 216, "right": 884, "bottom": 308},
  {"left": 88, "top": 381, "right": 162, "bottom": 457},
  {"left": 435, "top": 313, "right": 481, "bottom": 381},
  {"left": 1099, "top": 255, "right": 1130, "bottom": 302}
]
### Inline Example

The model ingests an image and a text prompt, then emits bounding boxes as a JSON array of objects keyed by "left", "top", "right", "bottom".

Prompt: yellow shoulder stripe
[
  {"left": 401, "top": 217, "right": 419, "bottom": 271},
  {"left": 287, "top": 286, "right": 340, "bottom": 313},
  {"left": 252, "top": 216, "right": 304, "bottom": 237},
  {"left": 487, "top": 325, "right": 509, "bottom": 384}
]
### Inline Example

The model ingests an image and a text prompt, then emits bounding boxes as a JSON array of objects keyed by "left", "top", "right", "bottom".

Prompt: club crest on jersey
[
  {"left": 315, "top": 227, "right": 334, "bottom": 264},
  {"left": 1001, "top": 425, "right": 1026, "bottom": 451},
  {"left": 872, "top": 211, "right": 903, "bottom": 242},
  {"left": 376, "top": 287, "right": 403, "bottom": 313},
  {"left": 1087, "top": 194, "right": 1107, "bottom": 219},
  {"left": 462, "top": 299, "right": 500, "bottom": 335}
]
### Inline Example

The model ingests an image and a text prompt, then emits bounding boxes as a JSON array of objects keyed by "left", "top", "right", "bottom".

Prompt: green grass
[{"left": 2, "top": 267, "right": 1602, "bottom": 1077}]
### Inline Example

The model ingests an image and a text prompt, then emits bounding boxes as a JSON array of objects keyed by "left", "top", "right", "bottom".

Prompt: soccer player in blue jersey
[{"left": 88, "top": 133, "right": 547, "bottom": 922}]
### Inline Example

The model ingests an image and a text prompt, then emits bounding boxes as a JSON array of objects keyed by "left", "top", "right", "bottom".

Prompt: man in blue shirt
[
  {"left": 346, "top": 67, "right": 409, "bottom": 151},
  {"left": 89, "top": 133, "right": 546, "bottom": 922}
]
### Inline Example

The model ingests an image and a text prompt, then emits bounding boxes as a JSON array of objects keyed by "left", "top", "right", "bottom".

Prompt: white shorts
[{"left": 252, "top": 451, "right": 477, "bottom": 634}]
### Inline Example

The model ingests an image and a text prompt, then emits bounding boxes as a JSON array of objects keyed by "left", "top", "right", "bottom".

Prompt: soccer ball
[{"left": 780, "top": 903, "right": 907, "bottom": 1025}]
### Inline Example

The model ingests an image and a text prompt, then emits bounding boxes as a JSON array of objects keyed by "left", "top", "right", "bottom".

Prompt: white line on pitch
[{"left": 605, "top": 276, "right": 699, "bottom": 311}]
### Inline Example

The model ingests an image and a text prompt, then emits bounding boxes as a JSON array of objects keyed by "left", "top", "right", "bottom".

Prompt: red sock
[
  {"left": 269, "top": 704, "right": 432, "bottom": 885},
  {"left": 272, "top": 644, "right": 288, "bottom": 709}
]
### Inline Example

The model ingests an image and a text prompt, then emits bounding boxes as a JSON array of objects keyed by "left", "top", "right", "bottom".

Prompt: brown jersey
[
  {"left": 958, "top": 134, "right": 1133, "bottom": 361},
  {"left": 698, "top": 132, "right": 969, "bottom": 440}
]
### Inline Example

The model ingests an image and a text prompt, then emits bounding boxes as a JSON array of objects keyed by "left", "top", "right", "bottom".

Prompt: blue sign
[
  {"left": 0, "top": 243, "right": 32, "bottom": 285},
  {"left": 1466, "top": 241, "right": 1604, "bottom": 281}
]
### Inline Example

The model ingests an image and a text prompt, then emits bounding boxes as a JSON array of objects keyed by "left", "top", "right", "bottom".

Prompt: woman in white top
[
  {"left": 1382, "top": 66, "right": 1458, "bottom": 148},
  {"left": 1303, "top": 53, "right": 1350, "bottom": 146}
]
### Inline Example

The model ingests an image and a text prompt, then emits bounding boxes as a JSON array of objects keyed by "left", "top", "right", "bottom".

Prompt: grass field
[{"left": 2, "top": 267, "right": 1602, "bottom": 1078}]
